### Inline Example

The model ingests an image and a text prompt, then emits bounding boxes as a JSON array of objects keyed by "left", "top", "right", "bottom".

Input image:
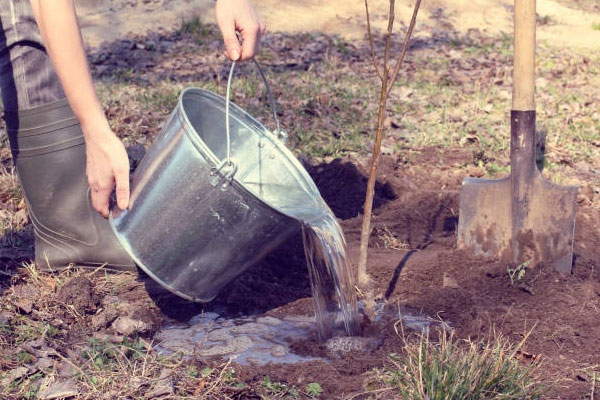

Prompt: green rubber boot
[{"left": 6, "top": 98, "right": 136, "bottom": 272}]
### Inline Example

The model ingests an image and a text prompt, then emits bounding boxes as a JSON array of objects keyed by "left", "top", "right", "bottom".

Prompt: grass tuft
[
  {"left": 365, "top": 326, "right": 545, "bottom": 399},
  {"left": 178, "top": 17, "right": 215, "bottom": 44}
]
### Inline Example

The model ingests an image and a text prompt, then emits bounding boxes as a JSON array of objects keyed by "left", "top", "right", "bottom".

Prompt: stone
[
  {"left": 325, "top": 336, "right": 382, "bottom": 357},
  {"left": 0, "top": 311, "right": 10, "bottom": 325},
  {"left": 271, "top": 345, "right": 287, "bottom": 357},
  {"left": 111, "top": 316, "right": 149, "bottom": 336},
  {"left": 230, "top": 322, "right": 268, "bottom": 335},
  {"left": 256, "top": 316, "right": 283, "bottom": 326},
  {"left": 207, "top": 328, "right": 234, "bottom": 342}
]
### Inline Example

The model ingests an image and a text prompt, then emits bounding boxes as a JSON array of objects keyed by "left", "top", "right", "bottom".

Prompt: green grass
[
  {"left": 365, "top": 328, "right": 545, "bottom": 400},
  {"left": 178, "top": 17, "right": 216, "bottom": 44},
  {"left": 90, "top": 21, "right": 600, "bottom": 184},
  {"left": 592, "top": 22, "right": 600, "bottom": 31}
]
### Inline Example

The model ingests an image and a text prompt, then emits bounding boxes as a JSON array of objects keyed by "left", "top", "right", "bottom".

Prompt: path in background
[{"left": 76, "top": 0, "right": 600, "bottom": 49}]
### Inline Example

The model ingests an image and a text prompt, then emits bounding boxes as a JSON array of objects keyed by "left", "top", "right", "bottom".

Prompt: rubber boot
[{"left": 5, "top": 98, "right": 136, "bottom": 272}]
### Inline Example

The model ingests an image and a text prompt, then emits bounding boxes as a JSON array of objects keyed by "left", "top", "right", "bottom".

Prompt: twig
[
  {"left": 387, "top": 0, "right": 422, "bottom": 96},
  {"left": 592, "top": 371, "right": 596, "bottom": 400},
  {"left": 202, "top": 357, "right": 234, "bottom": 398},
  {"left": 364, "top": 0, "right": 383, "bottom": 81}
]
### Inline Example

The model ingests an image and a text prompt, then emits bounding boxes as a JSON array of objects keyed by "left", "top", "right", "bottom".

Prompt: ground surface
[
  {"left": 1, "top": 0, "right": 600, "bottom": 398},
  {"left": 76, "top": 0, "right": 600, "bottom": 49}
]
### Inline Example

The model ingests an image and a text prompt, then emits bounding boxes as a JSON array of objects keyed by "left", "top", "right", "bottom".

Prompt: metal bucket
[{"left": 110, "top": 62, "right": 324, "bottom": 302}]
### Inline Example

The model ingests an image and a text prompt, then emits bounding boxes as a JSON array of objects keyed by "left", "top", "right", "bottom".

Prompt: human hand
[
  {"left": 84, "top": 127, "right": 130, "bottom": 218},
  {"left": 215, "top": 0, "right": 266, "bottom": 61}
]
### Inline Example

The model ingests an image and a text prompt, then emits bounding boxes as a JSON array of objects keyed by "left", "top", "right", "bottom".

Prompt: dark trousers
[{"left": 0, "top": 0, "right": 65, "bottom": 120}]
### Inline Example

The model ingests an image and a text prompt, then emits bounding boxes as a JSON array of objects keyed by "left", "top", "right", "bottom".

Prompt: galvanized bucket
[{"left": 110, "top": 61, "right": 324, "bottom": 302}]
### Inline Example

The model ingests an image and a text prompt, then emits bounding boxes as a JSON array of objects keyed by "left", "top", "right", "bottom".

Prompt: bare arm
[
  {"left": 29, "top": 0, "right": 129, "bottom": 217},
  {"left": 27, "top": 0, "right": 264, "bottom": 217}
]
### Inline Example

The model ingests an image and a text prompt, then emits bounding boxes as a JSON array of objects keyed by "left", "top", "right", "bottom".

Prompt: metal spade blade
[{"left": 457, "top": 0, "right": 578, "bottom": 274}]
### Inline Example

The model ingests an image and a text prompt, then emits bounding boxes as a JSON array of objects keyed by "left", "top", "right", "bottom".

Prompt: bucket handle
[{"left": 224, "top": 59, "right": 287, "bottom": 168}]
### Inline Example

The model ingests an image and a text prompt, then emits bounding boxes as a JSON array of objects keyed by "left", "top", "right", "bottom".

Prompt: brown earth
[
  {"left": 189, "top": 148, "right": 600, "bottom": 399},
  {"left": 4, "top": 144, "right": 598, "bottom": 397},
  {"left": 31, "top": 147, "right": 595, "bottom": 398},
  {"left": 76, "top": 0, "right": 600, "bottom": 50},
  {"left": 1, "top": 148, "right": 598, "bottom": 398}
]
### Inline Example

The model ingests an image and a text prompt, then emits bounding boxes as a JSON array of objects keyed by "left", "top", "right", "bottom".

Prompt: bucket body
[{"left": 111, "top": 88, "right": 323, "bottom": 302}]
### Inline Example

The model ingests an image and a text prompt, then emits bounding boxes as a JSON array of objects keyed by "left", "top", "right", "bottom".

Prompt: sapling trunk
[{"left": 358, "top": 0, "right": 421, "bottom": 321}]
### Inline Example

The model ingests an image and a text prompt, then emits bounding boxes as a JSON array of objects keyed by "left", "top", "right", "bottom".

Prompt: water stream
[
  {"left": 276, "top": 198, "right": 361, "bottom": 341},
  {"left": 301, "top": 211, "right": 361, "bottom": 340}
]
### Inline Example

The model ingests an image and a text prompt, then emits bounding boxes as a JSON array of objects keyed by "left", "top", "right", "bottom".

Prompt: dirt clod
[{"left": 56, "top": 276, "right": 96, "bottom": 315}]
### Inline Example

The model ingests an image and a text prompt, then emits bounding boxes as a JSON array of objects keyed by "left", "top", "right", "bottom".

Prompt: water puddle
[
  {"left": 155, "top": 307, "right": 448, "bottom": 366},
  {"left": 155, "top": 312, "right": 321, "bottom": 365}
]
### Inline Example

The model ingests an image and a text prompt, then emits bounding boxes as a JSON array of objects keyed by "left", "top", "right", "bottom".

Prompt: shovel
[{"left": 457, "top": 0, "right": 578, "bottom": 274}]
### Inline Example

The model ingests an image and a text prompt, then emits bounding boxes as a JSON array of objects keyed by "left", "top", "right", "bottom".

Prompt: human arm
[
  {"left": 215, "top": 0, "right": 266, "bottom": 61},
  {"left": 29, "top": 0, "right": 129, "bottom": 218}
]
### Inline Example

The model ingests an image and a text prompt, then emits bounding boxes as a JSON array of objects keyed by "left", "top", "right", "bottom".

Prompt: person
[{"left": 0, "top": 0, "right": 265, "bottom": 271}]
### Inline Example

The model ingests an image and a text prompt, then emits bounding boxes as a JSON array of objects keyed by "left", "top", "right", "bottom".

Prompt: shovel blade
[
  {"left": 457, "top": 177, "right": 512, "bottom": 260},
  {"left": 517, "top": 177, "right": 578, "bottom": 273},
  {"left": 457, "top": 175, "right": 578, "bottom": 273}
]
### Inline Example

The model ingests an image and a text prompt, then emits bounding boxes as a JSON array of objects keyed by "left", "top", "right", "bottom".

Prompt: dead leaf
[
  {"left": 0, "top": 311, "right": 11, "bottom": 325},
  {"left": 146, "top": 369, "right": 174, "bottom": 398},
  {"left": 33, "top": 357, "right": 55, "bottom": 372},
  {"left": 0, "top": 366, "right": 30, "bottom": 387},
  {"left": 464, "top": 165, "right": 486, "bottom": 178},
  {"left": 459, "top": 134, "right": 479, "bottom": 146},
  {"left": 12, "top": 284, "right": 39, "bottom": 313},
  {"left": 443, "top": 273, "right": 459, "bottom": 289},
  {"left": 515, "top": 350, "right": 542, "bottom": 365},
  {"left": 38, "top": 379, "right": 78, "bottom": 399}
]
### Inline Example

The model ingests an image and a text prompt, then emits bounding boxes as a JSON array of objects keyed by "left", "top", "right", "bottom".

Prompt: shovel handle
[{"left": 513, "top": 0, "right": 536, "bottom": 111}]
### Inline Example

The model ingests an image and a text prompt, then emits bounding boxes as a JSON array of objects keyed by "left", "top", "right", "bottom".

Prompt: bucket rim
[{"left": 176, "top": 86, "right": 323, "bottom": 219}]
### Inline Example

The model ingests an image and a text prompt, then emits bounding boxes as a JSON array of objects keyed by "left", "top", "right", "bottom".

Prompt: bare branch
[
  {"left": 364, "top": 0, "right": 383, "bottom": 81},
  {"left": 382, "top": 0, "right": 395, "bottom": 73},
  {"left": 387, "top": 0, "right": 422, "bottom": 95}
]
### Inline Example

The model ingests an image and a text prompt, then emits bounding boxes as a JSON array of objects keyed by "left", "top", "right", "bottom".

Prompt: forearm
[{"left": 29, "top": 0, "right": 109, "bottom": 139}]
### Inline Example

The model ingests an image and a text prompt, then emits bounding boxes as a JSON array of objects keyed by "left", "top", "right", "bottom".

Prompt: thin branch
[
  {"left": 387, "top": 0, "right": 422, "bottom": 95},
  {"left": 364, "top": 0, "right": 383, "bottom": 81},
  {"left": 357, "top": 0, "right": 396, "bottom": 318},
  {"left": 383, "top": 0, "right": 395, "bottom": 71}
]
